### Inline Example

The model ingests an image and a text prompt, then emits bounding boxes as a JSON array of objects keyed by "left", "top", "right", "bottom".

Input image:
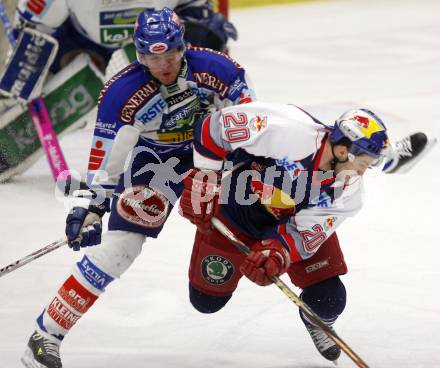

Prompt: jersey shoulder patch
[{"left": 98, "top": 62, "right": 159, "bottom": 124}]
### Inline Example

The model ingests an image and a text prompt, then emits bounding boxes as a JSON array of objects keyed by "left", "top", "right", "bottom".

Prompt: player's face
[
  {"left": 139, "top": 48, "right": 184, "bottom": 85},
  {"left": 335, "top": 153, "right": 379, "bottom": 179}
]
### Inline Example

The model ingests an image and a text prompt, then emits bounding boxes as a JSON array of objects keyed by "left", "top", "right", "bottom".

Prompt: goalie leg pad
[
  {"left": 0, "top": 28, "right": 58, "bottom": 101},
  {"left": 0, "top": 53, "right": 104, "bottom": 182}
]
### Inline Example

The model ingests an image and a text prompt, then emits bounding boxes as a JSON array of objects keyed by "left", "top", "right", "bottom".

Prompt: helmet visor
[
  {"left": 348, "top": 145, "right": 389, "bottom": 170},
  {"left": 138, "top": 48, "right": 184, "bottom": 66}
]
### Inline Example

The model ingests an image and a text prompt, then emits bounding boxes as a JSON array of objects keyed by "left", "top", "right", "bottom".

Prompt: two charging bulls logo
[
  {"left": 250, "top": 115, "right": 267, "bottom": 132},
  {"left": 354, "top": 114, "right": 384, "bottom": 139}
]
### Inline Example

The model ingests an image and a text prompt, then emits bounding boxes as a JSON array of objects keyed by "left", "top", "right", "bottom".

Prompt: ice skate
[
  {"left": 384, "top": 132, "right": 437, "bottom": 174},
  {"left": 301, "top": 313, "right": 341, "bottom": 362},
  {"left": 21, "top": 331, "right": 62, "bottom": 368}
]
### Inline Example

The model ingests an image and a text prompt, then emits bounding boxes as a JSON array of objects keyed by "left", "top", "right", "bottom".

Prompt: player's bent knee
[
  {"left": 189, "top": 283, "right": 231, "bottom": 314},
  {"left": 301, "top": 276, "right": 346, "bottom": 321}
]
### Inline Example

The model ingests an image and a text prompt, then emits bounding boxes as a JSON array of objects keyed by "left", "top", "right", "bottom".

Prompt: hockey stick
[
  {"left": 0, "top": 237, "right": 67, "bottom": 278},
  {"left": 211, "top": 217, "right": 370, "bottom": 368},
  {"left": 0, "top": 1, "right": 70, "bottom": 182},
  {"left": 218, "top": 0, "right": 228, "bottom": 19}
]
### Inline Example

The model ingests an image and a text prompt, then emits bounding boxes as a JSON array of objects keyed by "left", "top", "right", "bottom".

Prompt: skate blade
[
  {"left": 332, "top": 359, "right": 339, "bottom": 366},
  {"left": 20, "top": 347, "right": 47, "bottom": 368},
  {"left": 395, "top": 137, "right": 437, "bottom": 174}
]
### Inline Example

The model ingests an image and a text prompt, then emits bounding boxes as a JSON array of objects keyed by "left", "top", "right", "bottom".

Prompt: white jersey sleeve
[
  {"left": 278, "top": 178, "right": 364, "bottom": 262},
  {"left": 193, "top": 102, "right": 327, "bottom": 170}
]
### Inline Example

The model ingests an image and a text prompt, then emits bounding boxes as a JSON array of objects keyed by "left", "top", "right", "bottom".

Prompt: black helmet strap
[{"left": 330, "top": 141, "right": 351, "bottom": 170}]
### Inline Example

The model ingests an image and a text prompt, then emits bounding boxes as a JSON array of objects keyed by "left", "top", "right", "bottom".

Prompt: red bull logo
[
  {"left": 354, "top": 114, "right": 384, "bottom": 138},
  {"left": 354, "top": 115, "right": 370, "bottom": 128},
  {"left": 324, "top": 216, "right": 337, "bottom": 230},
  {"left": 251, "top": 115, "right": 267, "bottom": 132}
]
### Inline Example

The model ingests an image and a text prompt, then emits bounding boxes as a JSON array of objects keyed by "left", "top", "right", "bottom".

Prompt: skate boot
[
  {"left": 21, "top": 331, "right": 62, "bottom": 368},
  {"left": 384, "top": 132, "right": 437, "bottom": 174},
  {"left": 301, "top": 313, "right": 341, "bottom": 362}
]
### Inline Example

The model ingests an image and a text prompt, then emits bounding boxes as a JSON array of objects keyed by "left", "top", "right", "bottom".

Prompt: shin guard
[{"left": 36, "top": 256, "right": 114, "bottom": 340}]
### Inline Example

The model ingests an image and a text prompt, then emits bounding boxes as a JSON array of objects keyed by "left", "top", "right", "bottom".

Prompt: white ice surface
[{"left": 1, "top": 0, "right": 440, "bottom": 367}]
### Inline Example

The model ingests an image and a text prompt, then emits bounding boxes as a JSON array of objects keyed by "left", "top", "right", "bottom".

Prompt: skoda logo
[{"left": 201, "top": 255, "right": 235, "bottom": 285}]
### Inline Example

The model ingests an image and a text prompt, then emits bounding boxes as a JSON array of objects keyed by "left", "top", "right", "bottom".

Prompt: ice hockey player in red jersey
[{"left": 179, "top": 102, "right": 391, "bottom": 363}]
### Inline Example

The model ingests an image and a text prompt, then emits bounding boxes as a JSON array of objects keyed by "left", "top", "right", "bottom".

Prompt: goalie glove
[
  {"left": 240, "top": 239, "right": 291, "bottom": 286},
  {"left": 175, "top": 5, "right": 237, "bottom": 52},
  {"left": 179, "top": 168, "right": 222, "bottom": 233},
  {"left": 65, "top": 189, "right": 110, "bottom": 251}
]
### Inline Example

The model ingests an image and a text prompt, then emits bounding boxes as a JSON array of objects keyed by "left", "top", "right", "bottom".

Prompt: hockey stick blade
[
  {"left": 0, "top": 238, "right": 67, "bottom": 278},
  {"left": 211, "top": 217, "right": 370, "bottom": 368}
]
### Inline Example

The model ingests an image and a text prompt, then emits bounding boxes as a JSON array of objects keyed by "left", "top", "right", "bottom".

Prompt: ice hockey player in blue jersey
[
  {"left": 0, "top": 0, "right": 238, "bottom": 182},
  {"left": 179, "top": 104, "right": 390, "bottom": 363},
  {"left": 20, "top": 8, "right": 254, "bottom": 368}
]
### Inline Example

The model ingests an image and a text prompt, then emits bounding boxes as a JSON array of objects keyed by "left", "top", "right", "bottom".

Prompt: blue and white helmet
[
  {"left": 133, "top": 7, "right": 185, "bottom": 55},
  {"left": 329, "top": 108, "right": 389, "bottom": 159}
]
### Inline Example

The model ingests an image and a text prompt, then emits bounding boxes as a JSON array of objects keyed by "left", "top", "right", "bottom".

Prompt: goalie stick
[
  {"left": 211, "top": 217, "right": 370, "bottom": 368},
  {"left": 0, "top": 0, "right": 70, "bottom": 182}
]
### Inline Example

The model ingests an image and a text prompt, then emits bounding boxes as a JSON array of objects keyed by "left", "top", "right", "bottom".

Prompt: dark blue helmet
[
  {"left": 329, "top": 109, "right": 389, "bottom": 159},
  {"left": 133, "top": 7, "right": 185, "bottom": 55}
]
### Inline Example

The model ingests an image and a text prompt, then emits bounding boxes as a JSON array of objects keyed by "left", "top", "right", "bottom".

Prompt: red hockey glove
[
  {"left": 179, "top": 168, "right": 222, "bottom": 232},
  {"left": 240, "top": 239, "right": 291, "bottom": 286}
]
